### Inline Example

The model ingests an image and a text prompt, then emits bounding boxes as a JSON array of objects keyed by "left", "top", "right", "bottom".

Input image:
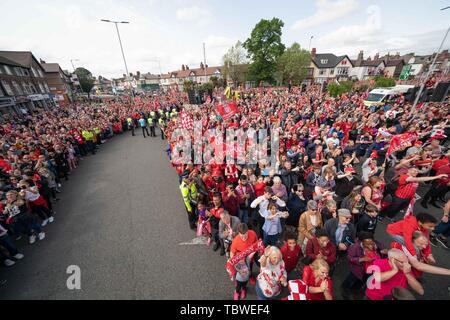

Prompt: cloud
[
  {"left": 292, "top": 0, "right": 360, "bottom": 31},
  {"left": 176, "top": 6, "right": 212, "bottom": 26}
]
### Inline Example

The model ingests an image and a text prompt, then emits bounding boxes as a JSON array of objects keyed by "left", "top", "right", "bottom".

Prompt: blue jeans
[
  {"left": 263, "top": 232, "right": 279, "bottom": 247},
  {"left": 434, "top": 221, "right": 450, "bottom": 237},
  {"left": 238, "top": 208, "right": 249, "bottom": 225},
  {"left": 255, "top": 280, "right": 269, "bottom": 300}
]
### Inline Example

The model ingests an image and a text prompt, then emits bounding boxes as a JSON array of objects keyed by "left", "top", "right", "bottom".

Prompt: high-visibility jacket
[
  {"left": 82, "top": 130, "right": 94, "bottom": 141},
  {"left": 189, "top": 183, "right": 198, "bottom": 204},
  {"left": 94, "top": 127, "right": 101, "bottom": 135},
  {"left": 158, "top": 118, "right": 165, "bottom": 126},
  {"left": 127, "top": 117, "right": 132, "bottom": 124},
  {"left": 180, "top": 181, "right": 192, "bottom": 212},
  {"left": 150, "top": 111, "right": 156, "bottom": 118}
]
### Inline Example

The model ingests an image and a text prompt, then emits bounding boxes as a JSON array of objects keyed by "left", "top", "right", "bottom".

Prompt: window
[
  {"left": 337, "top": 67, "right": 349, "bottom": 75},
  {"left": 4, "top": 65, "right": 12, "bottom": 75},
  {"left": 11, "top": 81, "right": 23, "bottom": 95},
  {"left": 23, "top": 69, "right": 30, "bottom": 76},
  {"left": 38, "top": 83, "right": 45, "bottom": 93},
  {"left": 15, "top": 67, "right": 23, "bottom": 76},
  {"left": 321, "top": 59, "right": 328, "bottom": 64},
  {"left": 307, "top": 68, "right": 314, "bottom": 76},
  {"left": 0, "top": 86, "right": 4, "bottom": 97},
  {"left": 31, "top": 67, "right": 38, "bottom": 77},
  {"left": 330, "top": 69, "right": 334, "bottom": 75},
  {"left": 44, "top": 83, "right": 50, "bottom": 92},
  {"left": 38, "top": 69, "right": 44, "bottom": 77},
  {"left": 1, "top": 81, "right": 14, "bottom": 96},
  {"left": 22, "top": 83, "right": 30, "bottom": 94},
  {"left": 319, "top": 69, "right": 325, "bottom": 75},
  {"left": 29, "top": 83, "right": 37, "bottom": 93}
]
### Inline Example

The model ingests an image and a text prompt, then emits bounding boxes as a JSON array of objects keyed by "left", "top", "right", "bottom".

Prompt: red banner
[
  {"left": 217, "top": 102, "right": 238, "bottom": 121},
  {"left": 386, "top": 132, "right": 418, "bottom": 157}
]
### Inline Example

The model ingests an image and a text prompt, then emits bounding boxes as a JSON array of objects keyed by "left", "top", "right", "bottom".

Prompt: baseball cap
[{"left": 338, "top": 208, "right": 352, "bottom": 217}]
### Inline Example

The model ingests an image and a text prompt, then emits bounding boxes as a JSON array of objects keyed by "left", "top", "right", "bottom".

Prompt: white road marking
[{"left": 178, "top": 236, "right": 209, "bottom": 245}]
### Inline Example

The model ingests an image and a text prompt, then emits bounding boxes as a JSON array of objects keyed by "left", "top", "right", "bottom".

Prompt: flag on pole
[
  {"left": 386, "top": 132, "right": 418, "bottom": 157},
  {"left": 404, "top": 197, "right": 416, "bottom": 219}
]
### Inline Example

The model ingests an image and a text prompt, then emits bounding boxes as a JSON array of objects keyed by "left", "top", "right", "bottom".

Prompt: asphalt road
[{"left": 0, "top": 131, "right": 449, "bottom": 300}]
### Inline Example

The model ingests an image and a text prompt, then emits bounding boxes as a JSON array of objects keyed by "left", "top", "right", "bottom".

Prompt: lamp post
[
  {"left": 69, "top": 59, "right": 83, "bottom": 100},
  {"left": 308, "top": 36, "right": 314, "bottom": 51},
  {"left": 101, "top": 19, "right": 133, "bottom": 102}
]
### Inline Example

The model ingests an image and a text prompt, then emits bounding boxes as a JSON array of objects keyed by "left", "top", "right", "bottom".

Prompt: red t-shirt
[
  {"left": 254, "top": 182, "right": 267, "bottom": 197},
  {"left": 395, "top": 175, "right": 418, "bottom": 199},
  {"left": 432, "top": 157, "right": 449, "bottom": 171},
  {"left": 281, "top": 242, "right": 302, "bottom": 273},
  {"left": 302, "top": 265, "right": 333, "bottom": 300},
  {"left": 230, "top": 230, "right": 258, "bottom": 256},
  {"left": 365, "top": 258, "right": 409, "bottom": 300}
]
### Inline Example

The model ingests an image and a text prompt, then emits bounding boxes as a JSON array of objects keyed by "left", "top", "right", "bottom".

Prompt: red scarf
[{"left": 226, "top": 239, "right": 265, "bottom": 279}]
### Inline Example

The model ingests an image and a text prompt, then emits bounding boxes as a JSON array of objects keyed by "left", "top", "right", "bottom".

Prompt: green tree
[
  {"left": 222, "top": 41, "right": 249, "bottom": 86},
  {"left": 374, "top": 76, "right": 396, "bottom": 88},
  {"left": 74, "top": 67, "right": 95, "bottom": 100},
  {"left": 327, "top": 81, "right": 354, "bottom": 97},
  {"left": 243, "top": 18, "right": 286, "bottom": 84},
  {"left": 275, "top": 42, "right": 311, "bottom": 85},
  {"left": 183, "top": 80, "right": 194, "bottom": 92},
  {"left": 209, "top": 76, "right": 219, "bottom": 88}
]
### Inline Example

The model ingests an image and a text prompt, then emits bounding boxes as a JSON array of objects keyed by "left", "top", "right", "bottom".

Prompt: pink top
[{"left": 365, "top": 258, "right": 408, "bottom": 300}]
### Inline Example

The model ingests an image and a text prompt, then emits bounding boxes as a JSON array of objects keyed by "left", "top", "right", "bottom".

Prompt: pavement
[{"left": 0, "top": 131, "right": 449, "bottom": 300}]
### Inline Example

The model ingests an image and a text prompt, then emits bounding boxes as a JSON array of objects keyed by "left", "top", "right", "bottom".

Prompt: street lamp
[
  {"left": 101, "top": 19, "right": 133, "bottom": 102},
  {"left": 412, "top": 7, "right": 449, "bottom": 110},
  {"left": 308, "top": 36, "right": 314, "bottom": 52}
]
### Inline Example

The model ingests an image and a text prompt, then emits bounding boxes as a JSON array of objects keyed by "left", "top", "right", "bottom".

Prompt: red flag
[
  {"left": 386, "top": 132, "right": 418, "bottom": 157},
  {"left": 290, "top": 120, "right": 303, "bottom": 133},
  {"left": 217, "top": 102, "right": 238, "bottom": 121}
]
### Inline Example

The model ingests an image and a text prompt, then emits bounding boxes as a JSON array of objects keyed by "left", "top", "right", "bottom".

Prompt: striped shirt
[{"left": 394, "top": 175, "right": 418, "bottom": 199}]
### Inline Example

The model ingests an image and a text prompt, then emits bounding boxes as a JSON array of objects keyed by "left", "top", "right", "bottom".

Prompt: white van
[
  {"left": 364, "top": 85, "right": 415, "bottom": 107},
  {"left": 364, "top": 88, "right": 395, "bottom": 107}
]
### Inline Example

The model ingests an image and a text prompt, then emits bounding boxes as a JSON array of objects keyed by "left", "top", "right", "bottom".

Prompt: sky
[{"left": 1, "top": 0, "right": 449, "bottom": 79}]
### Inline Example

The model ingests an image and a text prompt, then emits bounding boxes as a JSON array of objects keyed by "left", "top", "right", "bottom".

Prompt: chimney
[
  {"left": 200, "top": 62, "right": 204, "bottom": 69},
  {"left": 137, "top": 71, "right": 141, "bottom": 77},
  {"left": 186, "top": 65, "right": 189, "bottom": 70},
  {"left": 205, "top": 64, "right": 208, "bottom": 69},
  {"left": 40, "top": 59, "right": 46, "bottom": 64},
  {"left": 129, "top": 72, "right": 133, "bottom": 77},
  {"left": 182, "top": 64, "right": 185, "bottom": 71},
  {"left": 311, "top": 48, "right": 316, "bottom": 57},
  {"left": 357, "top": 50, "right": 364, "bottom": 62},
  {"left": 374, "top": 52, "right": 379, "bottom": 60}
]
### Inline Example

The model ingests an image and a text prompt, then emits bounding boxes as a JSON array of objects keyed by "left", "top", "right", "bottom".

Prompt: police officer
[
  {"left": 158, "top": 116, "right": 166, "bottom": 140},
  {"left": 180, "top": 170, "right": 197, "bottom": 230},
  {"left": 148, "top": 110, "right": 156, "bottom": 137},
  {"left": 127, "top": 116, "right": 135, "bottom": 136}
]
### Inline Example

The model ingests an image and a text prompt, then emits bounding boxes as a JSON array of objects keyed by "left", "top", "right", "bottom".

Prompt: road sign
[{"left": 399, "top": 65, "right": 412, "bottom": 80}]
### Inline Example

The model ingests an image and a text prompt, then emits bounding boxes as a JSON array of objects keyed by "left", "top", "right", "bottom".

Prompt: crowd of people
[
  {"left": 0, "top": 79, "right": 449, "bottom": 300},
  {"left": 0, "top": 97, "right": 178, "bottom": 276},
  {"left": 165, "top": 83, "right": 450, "bottom": 300}
]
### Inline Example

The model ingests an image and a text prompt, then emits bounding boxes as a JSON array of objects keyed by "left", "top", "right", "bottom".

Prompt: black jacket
[
  {"left": 357, "top": 213, "right": 378, "bottom": 234},
  {"left": 324, "top": 218, "right": 356, "bottom": 247}
]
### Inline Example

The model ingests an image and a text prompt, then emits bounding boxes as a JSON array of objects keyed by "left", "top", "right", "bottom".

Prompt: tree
[
  {"left": 209, "top": 76, "right": 219, "bottom": 88},
  {"left": 243, "top": 18, "right": 286, "bottom": 84},
  {"left": 275, "top": 42, "right": 311, "bottom": 85},
  {"left": 222, "top": 41, "right": 249, "bottom": 86},
  {"left": 74, "top": 67, "right": 95, "bottom": 99},
  {"left": 327, "top": 81, "right": 354, "bottom": 97},
  {"left": 183, "top": 80, "right": 194, "bottom": 92},
  {"left": 374, "top": 76, "right": 396, "bottom": 88}
]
